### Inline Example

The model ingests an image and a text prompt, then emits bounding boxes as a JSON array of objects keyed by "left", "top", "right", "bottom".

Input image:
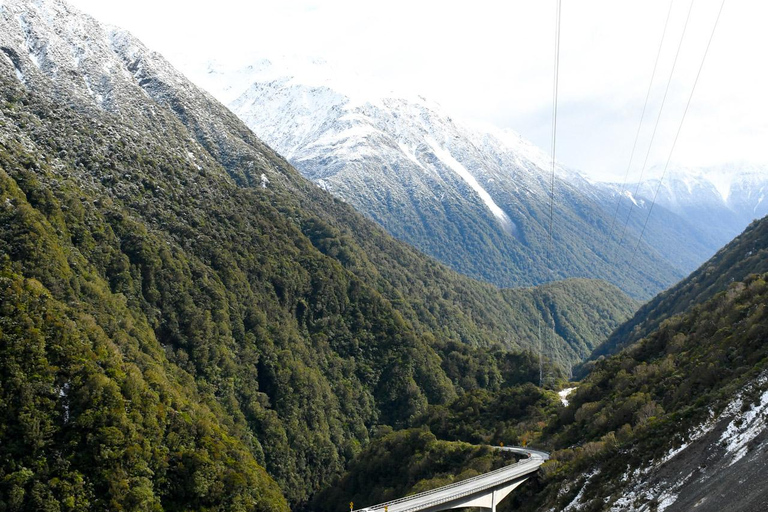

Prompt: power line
[
  {"left": 538, "top": 317, "right": 542, "bottom": 387},
  {"left": 543, "top": 0, "right": 562, "bottom": 388},
  {"left": 607, "top": 0, "right": 675, "bottom": 244},
  {"left": 616, "top": 0, "right": 695, "bottom": 250},
  {"left": 630, "top": 0, "right": 727, "bottom": 266},
  {"left": 547, "top": 0, "right": 562, "bottom": 266}
]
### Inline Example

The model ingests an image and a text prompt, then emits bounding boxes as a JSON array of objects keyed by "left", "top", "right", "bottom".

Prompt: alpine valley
[
  {"left": 1, "top": 1, "right": 768, "bottom": 512},
  {"left": 0, "top": 0, "right": 635, "bottom": 509}
]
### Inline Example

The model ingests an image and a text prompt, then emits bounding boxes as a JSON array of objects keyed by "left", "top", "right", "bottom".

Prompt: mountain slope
[
  {"left": 584, "top": 214, "right": 768, "bottom": 367},
  {"left": 497, "top": 215, "right": 768, "bottom": 511},
  {"left": 522, "top": 270, "right": 768, "bottom": 511},
  {"left": 307, "top": 218, "right": 768, "bottom": 512},
  {"left": 197, "top": 62, "right": 685, "bottom": 300},
  {"left": 0, "top": 0, "right": 637, "bottom": 508},
  {"left": 586, "top": 164, "right": 768, "bottom": 274},
  {"left": 607, "top": 165, "right": 768, "bottom": 246}
]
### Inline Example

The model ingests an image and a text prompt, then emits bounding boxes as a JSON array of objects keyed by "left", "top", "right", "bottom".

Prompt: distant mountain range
[
  {"left": 596, "top": 163, "right": 768, "bottom": 250},
  {"left": 194, "top": 58, "right": 768, "bottom": 299}
]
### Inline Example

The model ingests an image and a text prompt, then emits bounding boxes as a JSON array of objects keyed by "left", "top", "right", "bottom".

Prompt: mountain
[
  {"left": 194, "top": 59, "right": 686, "bottom": 300},
  {"left": 306, "top": 213, "right": 768, "bottom": 512},
  {"left": 0, "top": 0, "right": 638, "bottom": 509},
  {"left": 320, "top": 216, "right": 768, "bottom": 512},
  {"left": 583, "top": 214, "right": 768, "bottom": 367},
  {"left": 300, "top": 210, "right": 768, "bottom": 512},
  {"left": 515, "top": 214, "right": 768, "bottom": 512},
  {"left": 589, "top": 164, "right": 768, "bottom": 273}
]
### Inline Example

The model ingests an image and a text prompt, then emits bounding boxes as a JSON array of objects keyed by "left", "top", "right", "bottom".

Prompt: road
[{"left": 353, "top": 446, "right": 549, "bottom": 512}]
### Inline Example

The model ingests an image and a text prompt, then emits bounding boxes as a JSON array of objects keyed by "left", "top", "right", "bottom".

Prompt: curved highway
[{"left": 353, "top": 446, "right": 549, "bottom": 512}]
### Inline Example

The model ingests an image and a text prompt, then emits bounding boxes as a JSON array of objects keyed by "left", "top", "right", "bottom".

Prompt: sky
[{"left": 66, "top": 0, "right": 767, "bottom": 181}]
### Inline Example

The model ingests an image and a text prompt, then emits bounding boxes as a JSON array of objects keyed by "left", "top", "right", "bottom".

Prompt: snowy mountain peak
[
  {"left": 180, "top": 56, "right": 699, "bottom": 297},
  {"left": 216, "top": 61, "right": 568, "bottom": 233},
  {"left": 629, "top": 163, "right": 768, "bottom": 204}
]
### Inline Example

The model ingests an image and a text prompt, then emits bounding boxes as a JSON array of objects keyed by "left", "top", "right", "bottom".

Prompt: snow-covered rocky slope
[{"left": 557, "top": 374, "right": 768, "bottom": 512}]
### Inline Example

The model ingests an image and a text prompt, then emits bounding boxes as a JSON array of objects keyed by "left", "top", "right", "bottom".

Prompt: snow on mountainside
[
  {"left": 559, "top": 373, "right": 768, "bottom": 512},
  {"left": 595, "top": 164, "right": 768, "bottom": 251},
  {"left": 0, "top": 0, "right": 178, "bottom": 112},
  {"left": 0, "top": 0, "right": 301, "bottom": 195},
  {"left": 192, "top": 58, "right": 693, "bottom": 298}
]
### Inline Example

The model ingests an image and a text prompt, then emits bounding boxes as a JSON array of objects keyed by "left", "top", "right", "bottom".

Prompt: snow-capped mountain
[
  {"left": 594, "top": 164, "right": 768, "bottom": 253},
  {"left": 193, "top": 59, "right": 692, "bottom": 299}
]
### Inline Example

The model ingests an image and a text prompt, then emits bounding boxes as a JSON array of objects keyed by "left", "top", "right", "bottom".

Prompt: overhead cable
[
  {"left": 617, "top": 0, "right": 696, "bottom": 249},
  {"left": 607, "top": 0, "right": 675, "bottom": 244},
  {"left": 630, "top": 0, "right": 727, "bottom": 265}
]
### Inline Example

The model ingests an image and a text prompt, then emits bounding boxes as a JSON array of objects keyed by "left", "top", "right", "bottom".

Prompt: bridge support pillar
[{"left": 428, "top": 477, "right": 528, "bottom": 512}]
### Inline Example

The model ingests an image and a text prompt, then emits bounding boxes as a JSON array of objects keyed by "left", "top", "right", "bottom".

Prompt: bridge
[{"left": 352, "top": 447, "right": 549, "bottom": 512}]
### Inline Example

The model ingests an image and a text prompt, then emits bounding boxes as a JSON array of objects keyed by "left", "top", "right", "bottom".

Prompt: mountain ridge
[{"left": 199, "top": 59, "right": 687, "bottom": 299}]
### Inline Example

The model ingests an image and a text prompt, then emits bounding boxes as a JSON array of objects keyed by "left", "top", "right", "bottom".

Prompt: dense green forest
[
  {"left": 314, "top": 216, "right": 768, "bottom": 512},
  {"left": 0, "top": 34, "right": 634, "bottom": 511},
  {"left": 311, "top": 428, "right": 518, "bottom": 512},
  {"left": 0, "top": 265, "right": 289, "bottom": 512}
]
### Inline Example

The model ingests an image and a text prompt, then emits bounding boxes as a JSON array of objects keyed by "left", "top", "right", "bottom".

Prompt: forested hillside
[
  {"left": 320, "top": 216, "right": 768, "bottom": 512},
  {"left": 0, "top": 1, "right": 638, "bottom": 509},
  {"left": 584, "top": 215, "right": 768, "bottom": 368},
  {"left": 520, "top": 268, "right": 768, "bottom": 511}
]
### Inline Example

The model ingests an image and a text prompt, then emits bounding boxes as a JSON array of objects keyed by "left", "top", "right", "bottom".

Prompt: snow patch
[
  {"left": 316, "top": 179, "right": 331, "bottom": 192},
  {"left": 562, "top": 469, "right": 600, "bottom": 512},
  {"left": 397, "top": 141, "right": 428, "bottom": 172},
  {"left": 83, "top": 74, "right": 96, "bottom": 100},
  {"left": 706, "top": 172, "right": 733, "bottom": 202},
  {"left": 59, "top": 382, "right": 70, "bottom": 423},
  {"left": 718, "top": 387, "right": 768, "bottom": 465},
  {"left": 312, "top": 123, "right": 380, "bottom": 150},
  {"left": 558, "top": 387, "right": 576, "bottom": 407},
  {"left": 657, "top": 491, "right": 679, "bottom": 511},
  {"left": 623, "top": 189, "right": 641, "bottom": 207},
  {"left": 658, "top": 414, "right": 717, "bottom": 465},
  {"left": 17, "top": 13, "right": 42, "bottom": 70},
  {"left": 425, "top": 137, "right": 515, "bottom": 233}
]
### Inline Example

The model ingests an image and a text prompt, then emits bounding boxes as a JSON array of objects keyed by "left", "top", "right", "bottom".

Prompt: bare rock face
[{"left": 607, "top": 377, "right": 768, "bottom": 512}]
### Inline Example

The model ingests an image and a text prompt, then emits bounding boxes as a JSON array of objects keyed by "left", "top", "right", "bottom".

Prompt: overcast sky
[{"left": 67, "top": 0, "right": 767, "bottom": 181}]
